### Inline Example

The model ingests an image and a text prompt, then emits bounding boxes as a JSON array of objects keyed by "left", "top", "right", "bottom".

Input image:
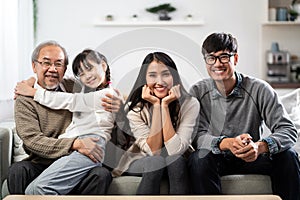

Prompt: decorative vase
[{"left": 158, "top": 10, "right": 171, "bottom": 20}]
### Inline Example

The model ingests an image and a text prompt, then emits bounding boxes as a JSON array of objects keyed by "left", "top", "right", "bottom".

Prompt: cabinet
[{"left": 261, "top": 0, "right": 300, "bottom": 89}]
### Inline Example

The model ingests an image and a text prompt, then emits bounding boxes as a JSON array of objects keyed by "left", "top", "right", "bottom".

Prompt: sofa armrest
[{"left": 0, "top": 126, "right": 13, "bottom": 194}]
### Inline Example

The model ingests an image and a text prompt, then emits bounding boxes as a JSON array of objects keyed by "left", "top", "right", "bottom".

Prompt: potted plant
[
  {"left": 289, "top": 9, "right": 298, "bottom": 21},
  {"left": 105, "top": 14, "right": 114, "bottom": 21},
  {"left": 146, "top": 3, "right": 176, "bottom": 21},
  {"left": 290, "top": 0, "right": 300, "bottom": 21}
]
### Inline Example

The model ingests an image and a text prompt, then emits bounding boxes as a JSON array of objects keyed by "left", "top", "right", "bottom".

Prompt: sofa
[{"left": 1, "top": 88, "right": 299, "bottom": 199}]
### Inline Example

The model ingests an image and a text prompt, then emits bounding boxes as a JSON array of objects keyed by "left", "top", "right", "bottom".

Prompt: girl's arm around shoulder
[{"left": 34, "top": 88, "right": 81, "bottom": 111}]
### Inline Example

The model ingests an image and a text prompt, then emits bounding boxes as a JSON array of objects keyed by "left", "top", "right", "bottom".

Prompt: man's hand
[
  {"left": 220, "top": 133, "right": 269, "bottom": 162},
  {"left": 102, "top": 88, "right": 123, "bottom": 113},
  {"left": 234, "top": 140, "right": 259, "bottom": 162},
  {"left": 235, "top": 140, "right": 269, "bottom": 162},
  {"left": 72, "top": 137, "right": 103, "bottom": 163},
  {"left": 220, "top": 133, "right": 259, "bottom": 162},
  {"left": 220, "top": 133, "right": 252, "bottom": 153}
]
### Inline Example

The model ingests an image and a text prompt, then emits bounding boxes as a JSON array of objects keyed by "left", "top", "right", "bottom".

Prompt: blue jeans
[
  {"left": 127, "top": 155, "right": 190, "bottom": 194},
  {"left": 188, "top": 148, "right": 300, "bottom": 200},
  {"left": 25, "top": 135, "right": 106, "bottom": 195},
  {"left": 8, "top": 161, "right": 112, "bottom": 195}
]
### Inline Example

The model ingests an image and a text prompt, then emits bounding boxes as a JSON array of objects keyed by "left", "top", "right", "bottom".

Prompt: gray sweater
[{"left": 190, "top": 72, "right": 298, "bottom": 155}]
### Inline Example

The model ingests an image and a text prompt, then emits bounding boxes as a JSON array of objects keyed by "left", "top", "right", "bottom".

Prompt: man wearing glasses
[
  {"left": 8, "top": 41, "right": 112, "bottom": 195},
  {"left": 188, "top": 32, "right": 300, "bottom": 200}
]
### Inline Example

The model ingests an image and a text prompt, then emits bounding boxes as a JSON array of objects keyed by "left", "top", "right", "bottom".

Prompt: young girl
[
  {"left": 112, "top": 52, "right": 200, "bottom": 194},
  {"left": 15, "top": 49, "right": 121, "bottom": 195}
]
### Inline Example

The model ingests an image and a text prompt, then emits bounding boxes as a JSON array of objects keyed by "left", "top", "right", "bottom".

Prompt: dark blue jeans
[
  {"left": 188, "top": 148, "right": 300, "bottom": 200},
  {"left": 127, "top": 155, "right": 190, "bottom": 194}
]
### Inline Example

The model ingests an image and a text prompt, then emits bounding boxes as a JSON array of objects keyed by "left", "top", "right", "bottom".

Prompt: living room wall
[{"left": 35, "top": 0, "right": 266, "bottom": 94}]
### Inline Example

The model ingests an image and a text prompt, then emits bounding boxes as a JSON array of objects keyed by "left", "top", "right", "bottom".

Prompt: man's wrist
[
  {"left": 261, "top": 137, "right": 278, "bottom": 154},
  {"left": 211, "top": 136, "right": 227, "bottom": 154},
  {"left": 219, "top": 137, "right": 233, "bottom": 151},
  {"left": 257, "top": 141, "right": 269, "bottom": 155}
]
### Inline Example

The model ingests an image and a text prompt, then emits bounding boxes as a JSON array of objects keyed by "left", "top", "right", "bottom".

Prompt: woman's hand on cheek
[
  {"left": 141, "top": 85, "right": 160, "bottom": 105},
  {"left": 162, "top": 85, "right": 181, "bottom": 106}
]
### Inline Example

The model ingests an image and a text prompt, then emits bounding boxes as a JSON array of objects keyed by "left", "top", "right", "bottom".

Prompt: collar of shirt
[
  {"left": 34, "top": 80, "right": 65, "bottom": 92},
  {"left": 210, "top": 72, "right": 243, "bottom": 99}
]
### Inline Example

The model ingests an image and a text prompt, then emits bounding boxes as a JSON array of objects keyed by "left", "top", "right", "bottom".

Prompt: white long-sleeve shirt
[{"left": 34, "top": 87, "right": 118, "bottom": 143}]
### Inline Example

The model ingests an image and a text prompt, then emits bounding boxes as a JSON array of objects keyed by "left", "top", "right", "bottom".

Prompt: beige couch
[{"left": 1, "top": 88, "right": 299, "bottom": 199}]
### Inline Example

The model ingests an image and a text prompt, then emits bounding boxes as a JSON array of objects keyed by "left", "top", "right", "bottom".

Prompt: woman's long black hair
[{"left": 125, "top": 52, "right": 191, "bottom": 129}]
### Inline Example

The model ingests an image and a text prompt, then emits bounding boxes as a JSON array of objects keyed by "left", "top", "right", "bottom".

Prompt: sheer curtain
[{"left": 0, "top": 0, "right": 34, "bottom": 100}]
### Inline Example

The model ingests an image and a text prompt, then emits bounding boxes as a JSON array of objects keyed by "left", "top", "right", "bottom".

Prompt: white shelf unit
[
  {"left": 262, "top": 21, "right": 300, "bottom": 26},
  {"left": 261, "top": 0, "right": 300, "bottom": 87},
  {"left": 93, "top": 20, "right": 205, "bottom": 27}
]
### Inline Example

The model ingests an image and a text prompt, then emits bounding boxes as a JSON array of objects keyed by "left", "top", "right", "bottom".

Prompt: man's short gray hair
[{"left": 31, "top": 40, "right": 69, "bottom": 67}]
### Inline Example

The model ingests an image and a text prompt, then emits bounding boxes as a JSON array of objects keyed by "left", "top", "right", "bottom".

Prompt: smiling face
[
  {"left": 32, "top": 45, "right": 66, "bottom": 90},
  {"left": 205, "top": 50, "right": 238, "bottom": 84},
  {"left": 78, "top": 60, "right": 106, "bottom": 89},
  {"left": 146, "top": 61, "right": 174, "bottom": 99}
]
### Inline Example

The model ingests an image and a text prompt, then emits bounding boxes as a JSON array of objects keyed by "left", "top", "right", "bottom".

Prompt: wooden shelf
[
  {"left": 269, "top": 82, "right": 300, "bottom": 89},
  {"left": 262, "top": 21, "right": 300, "bottom": 26},
  {"left": 93, "top": 20, "right": 205, "bottom": 27}
]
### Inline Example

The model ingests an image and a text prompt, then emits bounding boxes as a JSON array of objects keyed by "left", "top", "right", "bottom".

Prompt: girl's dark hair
[
  {"left": 72, "top": 49, "right": 111, "bottom": 91},
  {"left": 202, "top": 32, "right": 238, "bottom": 56},
  {"left": 125, "top": 52, "right": 190, "bottom": 129}
]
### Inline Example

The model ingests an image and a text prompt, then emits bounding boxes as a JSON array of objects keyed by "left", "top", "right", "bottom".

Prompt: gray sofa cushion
[
  {"left": 221, "top": 175, "right": 272, "bottom": 194},
  {"left": 107, "top": 176, "right": 142, "bottom": 195},
  {"left": 1, "top": 174, "right": 272, "bottom": 197},
  {"left": 106, "top": 174, "right": 272, "bottom": 195}
]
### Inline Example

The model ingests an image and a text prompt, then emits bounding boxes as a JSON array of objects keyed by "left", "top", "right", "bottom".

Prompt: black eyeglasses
[
  {"left": 34, "top": 60, "right": 64, "bottom": 68},
  {"left": 204, "top": 53, "right": 235, "bottom": 65}
]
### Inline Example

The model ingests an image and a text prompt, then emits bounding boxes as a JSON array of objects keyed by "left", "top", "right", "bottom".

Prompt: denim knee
[
  {"left": 188, "top": 149, "right": 209, "bottom": 165},
  {"left": 89, "top": 166, "right": 112, "bottom": 184},
  {"left": 143, "top": 156, "right": 165, "bottom": 173},
  {"left": 25, "top": 180, "right": 45, "bottom": 195},
  {"left": 272, "top": 148, "right": 300, "bottom": 169}
]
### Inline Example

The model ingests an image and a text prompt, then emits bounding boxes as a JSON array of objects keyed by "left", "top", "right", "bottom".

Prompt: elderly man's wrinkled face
[{"left": 32, "top": 45, "right": 66, "bottom": 90}]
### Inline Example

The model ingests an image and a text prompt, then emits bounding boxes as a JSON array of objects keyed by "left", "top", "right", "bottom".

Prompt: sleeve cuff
[
  {"left": 262, "top": 137, "right": 279, "bottom": 154},
  {"left": 33, "top": 88, "right": 45, "bottom": 102},
  {"left": 211, "top": 136, "right": 227, "bottom": 154}
]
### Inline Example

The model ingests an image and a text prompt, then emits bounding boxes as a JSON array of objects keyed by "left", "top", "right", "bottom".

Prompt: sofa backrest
[
  {"left": 280, "top": 88, "right": 300, "bottom": 153},
  {"left": 0, "top": 99, "right": 14, "bottom": 122}
]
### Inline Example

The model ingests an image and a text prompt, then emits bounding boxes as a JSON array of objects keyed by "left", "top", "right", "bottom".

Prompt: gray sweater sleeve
[
  {"left": 257, "top": 83, "right": 298, "bottom": 154},
  {"left": 189, "top": 83, "right": 220, "bottom": 152}
]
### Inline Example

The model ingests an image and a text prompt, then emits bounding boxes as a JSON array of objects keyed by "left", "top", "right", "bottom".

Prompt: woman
[{"left": 112, "top": 52, "right": 200, "bottom": 194}]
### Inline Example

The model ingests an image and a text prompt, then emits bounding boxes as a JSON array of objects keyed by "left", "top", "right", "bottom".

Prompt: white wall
[{"left": 35, "top": 0, "right": 266, "bottom": 94}]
